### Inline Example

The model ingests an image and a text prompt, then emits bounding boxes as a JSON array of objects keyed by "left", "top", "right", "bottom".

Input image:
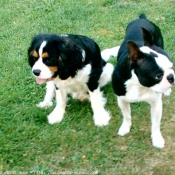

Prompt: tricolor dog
[
  {"left": 28, "top": 34, "right": 113, "bottom": 126},
  {"left": 101, "top": 14, "right": 175, "bottom": 148}
]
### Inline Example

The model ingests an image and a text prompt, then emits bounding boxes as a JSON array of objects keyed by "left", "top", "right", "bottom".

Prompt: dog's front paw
[
  {"left": 152, "top": 133, "right": 165, "bottom": 148},
  {"left": 37, "top": 101, "right": 53, "bottom": 108},
  {"left": 163, "top": 88, "right": 172, "bottom": 96},
  {"left": 47, "top": 109, "right": 64, "bottom": 124},
  {"left": 93, "top": 110, "right": 111, "bottom": 127},
  {"left": 118, "top": 121, "right": 131, "bottom": 136}
]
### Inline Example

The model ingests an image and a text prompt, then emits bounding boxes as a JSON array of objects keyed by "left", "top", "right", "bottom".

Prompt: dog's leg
[
  {"left": 99, "top": 63, "right": 114, "bottom": 88},
  {"left": 88, "top": 87, "right": 110, "bottom": 126},
  {"left": 150, "top": 97, "right": 165, "bottom": 148},
  {"left": 117, "top": 97, "right": 132, "bottom": 136},
  {"left": 47, "top": 88, "right": 67, "bottom": 124},
  {"left": 37, "top": 81, "right": 55, "bottom": 108}
]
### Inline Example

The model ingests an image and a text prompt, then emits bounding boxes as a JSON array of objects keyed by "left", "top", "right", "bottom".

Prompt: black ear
[
  {"left": 57, "top": 38, "right": 85, "bottom": 79},
  {"left": 57, "top": 54, "right": 70, "bottom": 80},
  {"left": 127, "top": 40, "right": 142, "bottom": 63},
  {"left": 59, "top": 38, "right": 85, "bottom": 63},
  {"left": 142, "top": 27, "right": 153, "bottom": 46}
]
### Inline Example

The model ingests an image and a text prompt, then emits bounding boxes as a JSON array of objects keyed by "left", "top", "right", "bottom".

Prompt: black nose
[
  {"left": 167, "top": 74, "right": 174, "bottom": 84},
  {"left": 33, "top": 69, "right": 41, "bottom": 76}
]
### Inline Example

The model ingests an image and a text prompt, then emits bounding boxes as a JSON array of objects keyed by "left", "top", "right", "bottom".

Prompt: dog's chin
[{"left": 151, "top": 84, "right": 172, "bottom": 94}]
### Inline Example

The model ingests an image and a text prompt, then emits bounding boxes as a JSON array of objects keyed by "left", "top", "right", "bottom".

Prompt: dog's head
[
  {"left": 28, "top": 34, "right": 85, "bottom": 84},
  {"left": 127, "top": 40, "right": 174, "bottom": 93}
]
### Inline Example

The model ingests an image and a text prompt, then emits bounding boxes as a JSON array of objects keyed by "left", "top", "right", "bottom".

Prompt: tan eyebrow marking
[
  {"left": 31, "top": 50, "right": 39, "bottom": 58},
  {"left": 42, "top": 52, "right": 49, "bottom": 58}
]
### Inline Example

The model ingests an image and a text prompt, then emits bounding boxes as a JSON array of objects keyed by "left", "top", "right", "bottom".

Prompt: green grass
[{"left": 1, "top": 0, "right": 175, "bottom": 174}]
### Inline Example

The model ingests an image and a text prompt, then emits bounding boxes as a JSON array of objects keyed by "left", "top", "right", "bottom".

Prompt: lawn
[{"left": 0, "top": 0, "right": 175, "bottom": 174}]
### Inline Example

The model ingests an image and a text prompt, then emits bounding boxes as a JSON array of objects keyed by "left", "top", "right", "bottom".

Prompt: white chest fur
[
  {"left": 120, "top": 70, "right": 162, "bottom": 103},
  {"left": 53, "top": 64, "right": 91, "bottom": 100}
]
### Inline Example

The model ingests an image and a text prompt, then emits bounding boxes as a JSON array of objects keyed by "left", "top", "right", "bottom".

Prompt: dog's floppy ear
[
  {"left": 127, "top": 40, "right": 142, "bottom": 63},
  {"left": 142, "top": 27, "right": 153, "bottom": 46},
  {"left": 57, "top": 38, "right": 85, "bottom": 79},
  {"left": 59, "top": 38, "right": 85, "bottom": 63}
]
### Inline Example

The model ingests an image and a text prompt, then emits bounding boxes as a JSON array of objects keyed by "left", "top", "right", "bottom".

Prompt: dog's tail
[
  {"left": 101, "top": 46, "right": 120, "bottom": 61},
  {"left": 139, "top": 13, "right": 147, "bottom": 19}
]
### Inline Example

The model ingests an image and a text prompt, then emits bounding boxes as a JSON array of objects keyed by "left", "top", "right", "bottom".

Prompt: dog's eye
[
  {"left": 32, "top": 56, "right": 38, "bottom": 62},
  {"left": 43, "top": 58, "right": 54, "bottom": 65},
  {"left": 155, "top": 74, "right": 163, "bottom": 80}
]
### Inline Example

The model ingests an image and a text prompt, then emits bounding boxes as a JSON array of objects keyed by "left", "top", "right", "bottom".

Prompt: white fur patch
[
  {"left": 39, "top": 41, "right": 47, "bottom": 57},
  {"left": 151, "top": 131, "right": 165, "bottom": 148},
  {"left": 82, "top": 49, "right": 86, "bottom": 62},
  {"left": 118, "top": 120, "right": 131, "bottom": 136},
  {"left": 99, "top": 63, "right": 114, "bottom": 87},
  {"left": 61, "top": 34, "right": 68, "bottom": 37},
  {"left": 53, "top": 64, "right": 91, "bottom": 100},
  {"left": 117, "top": 97, "right": 132, "bottom": 136},
  {"left": 47, "top": 89, "right": 67, "bottom": 124},
  {"left": 32, "top": 41, "right": 54, "bottom": 79},
  {"left": 89, "top": 88, "right": 110, "bottom": 126},
  {"left": 37, "top": 81, "right": 55, "bottom": 108},
  {"left": 101, "top": 46, "right": 120, "bottom": 61},
  {"left": 163, "top": 88, "right": 172, "bottom": 96}
]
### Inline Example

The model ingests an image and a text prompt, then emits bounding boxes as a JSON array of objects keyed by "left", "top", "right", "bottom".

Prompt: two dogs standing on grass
[{"left": 28, "top": 14, "right": 175, "bottom": 148}]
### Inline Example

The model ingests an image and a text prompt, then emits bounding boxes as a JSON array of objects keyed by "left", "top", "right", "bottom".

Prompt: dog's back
[{"left": 117, "top": 14, "right": 164, "bottom": 60}]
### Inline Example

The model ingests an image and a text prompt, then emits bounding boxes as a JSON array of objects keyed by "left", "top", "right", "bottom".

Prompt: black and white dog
[
  {"left": 28, "top": 34, "right": 113, "bottom": 126},
  {"left": 101, "top": 14, "right": 175, "bottom": 148}
]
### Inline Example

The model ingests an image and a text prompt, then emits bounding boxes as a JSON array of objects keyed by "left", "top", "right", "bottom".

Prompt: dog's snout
[
  {"left": 33, "top": 69, "right": 41, "bottom": 76},
  {"left": 167, "top": 74, "right": 174, "bottom": 84}
]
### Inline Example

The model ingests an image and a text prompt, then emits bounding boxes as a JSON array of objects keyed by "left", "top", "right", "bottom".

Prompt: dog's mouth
[
  {"left": 36, "top": 77, "right": 48, "bottom": 84},
  {"left": 36, "top": 77, "right": 55, "bottom": 84},
  {"left": 35, "top": 72, "right": 57, "bottom": 84}
]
